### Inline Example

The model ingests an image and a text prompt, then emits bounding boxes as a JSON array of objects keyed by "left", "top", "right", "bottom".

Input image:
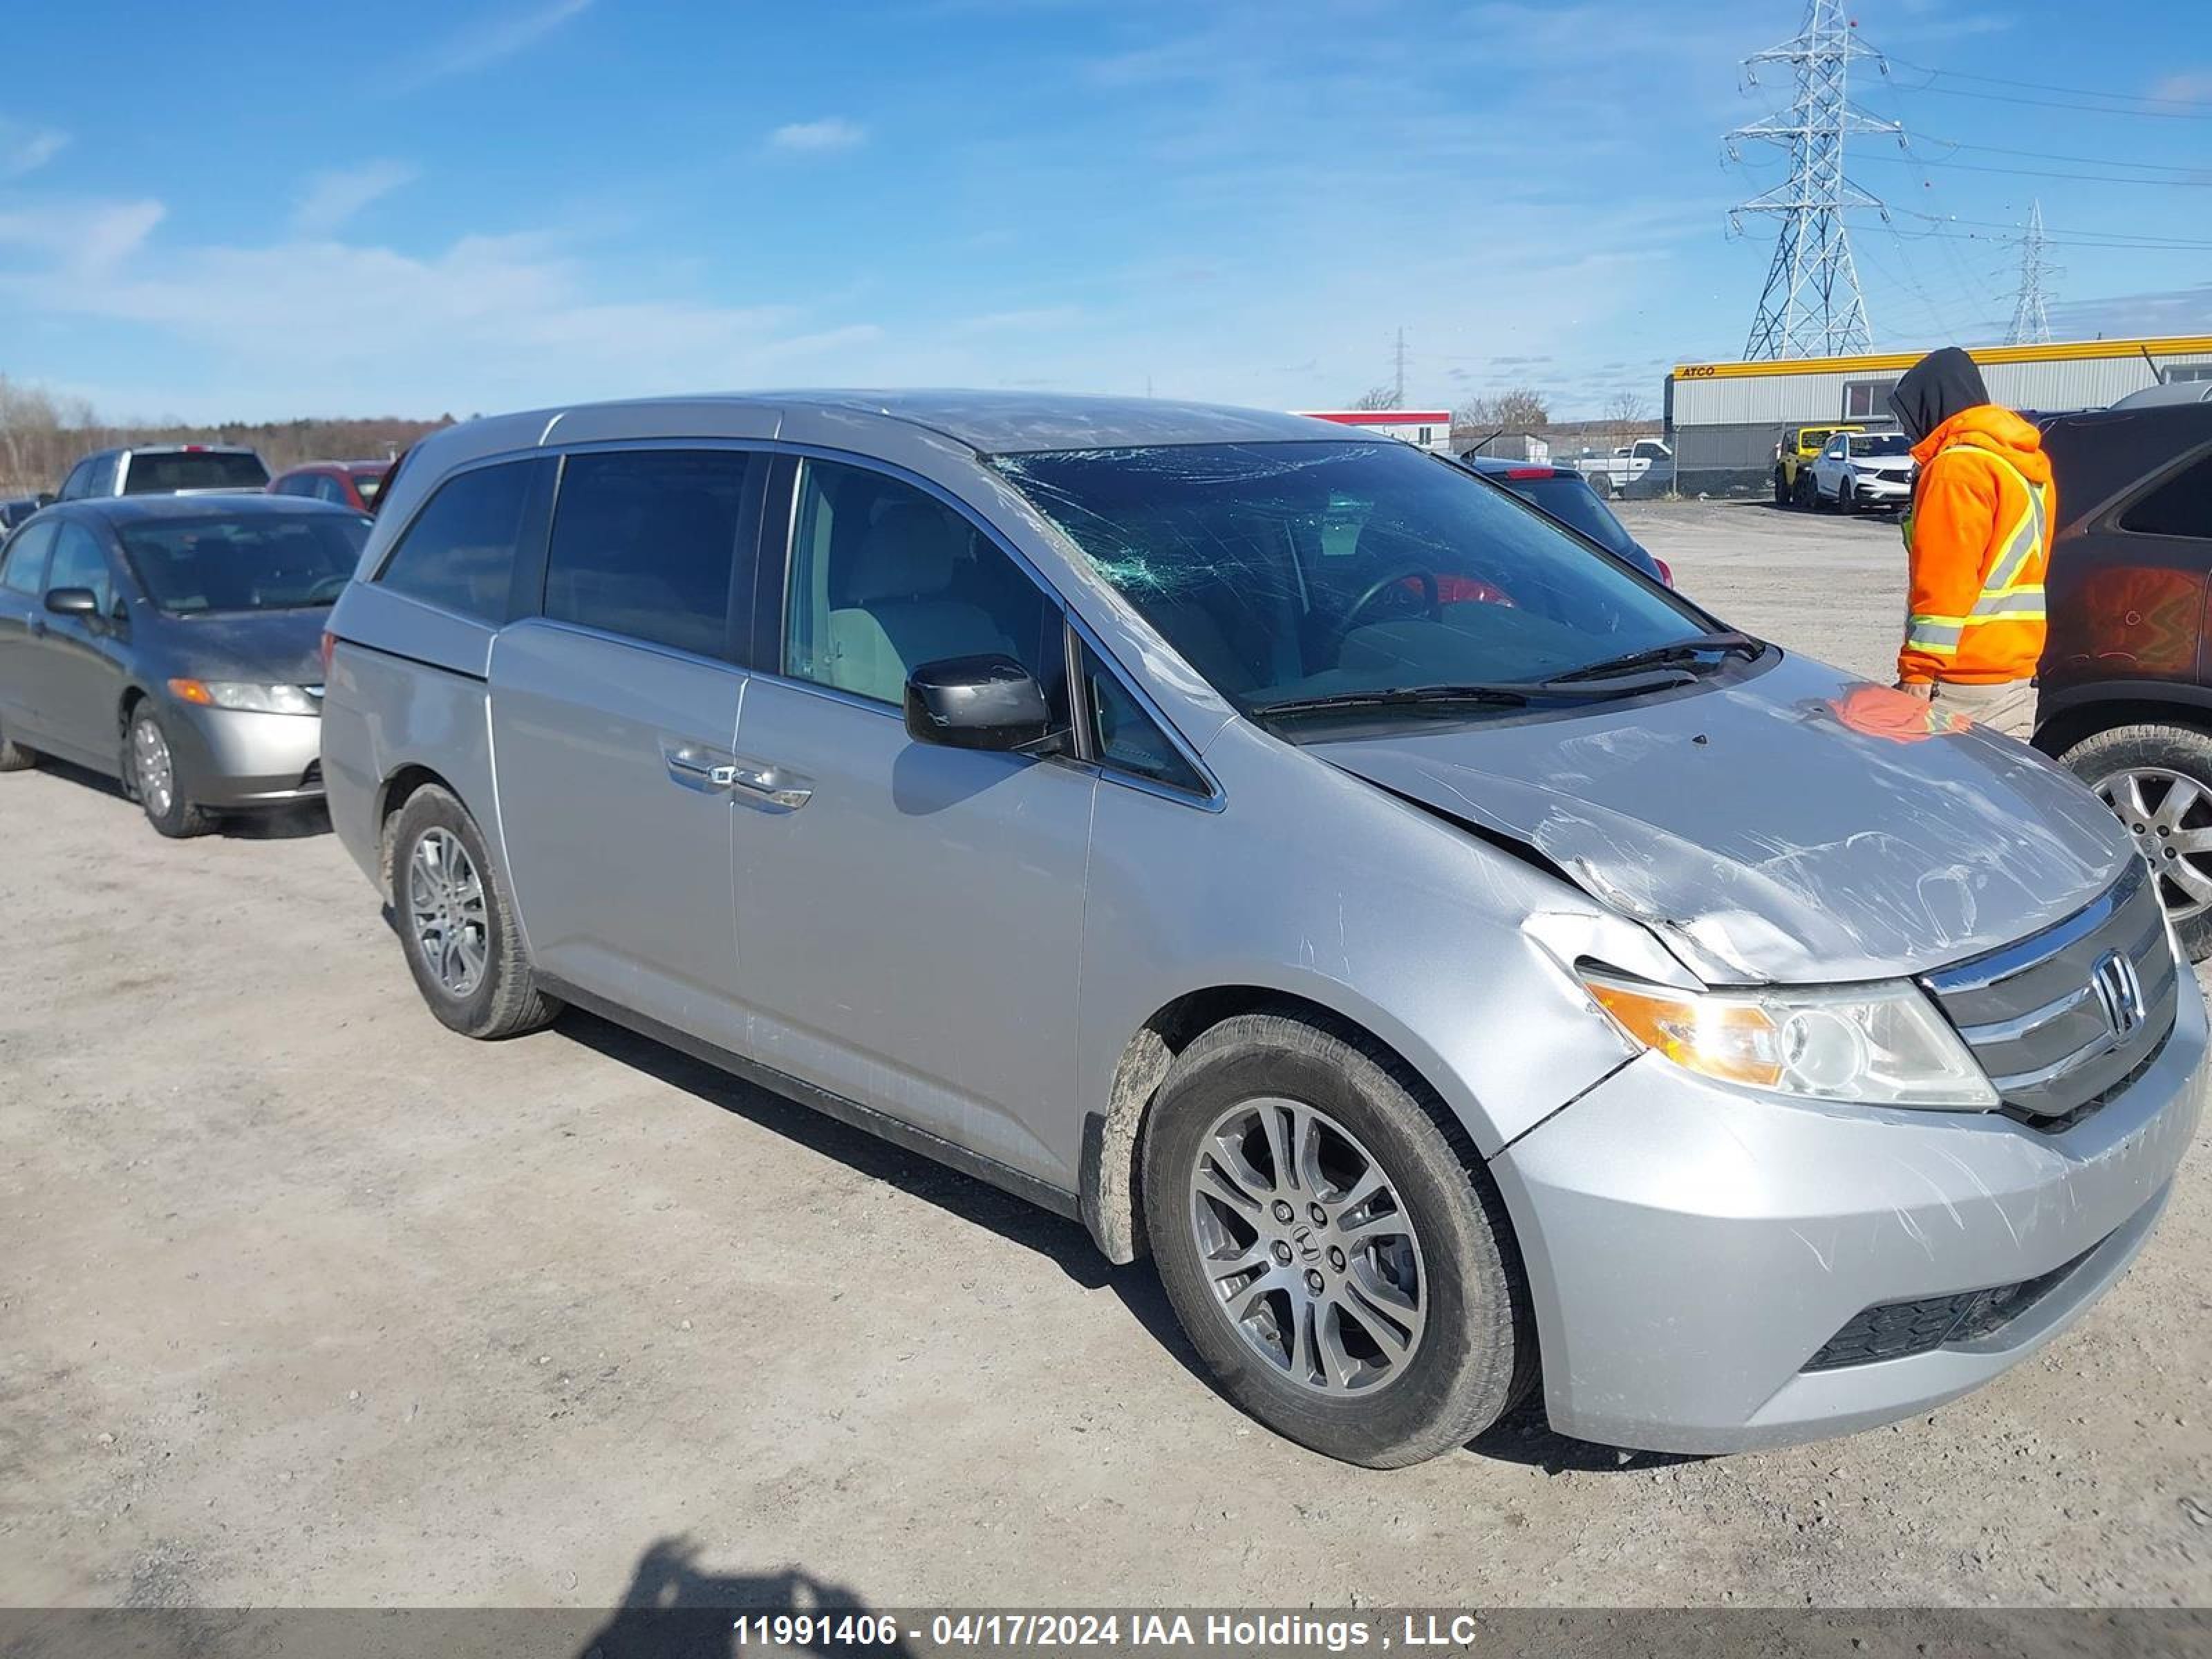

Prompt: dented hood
[{"left": 1315, "top": 653, "right": 2135, "bottom": 984}]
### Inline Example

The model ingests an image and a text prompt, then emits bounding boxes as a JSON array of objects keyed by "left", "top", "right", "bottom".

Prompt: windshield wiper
[
  {"left": 1546, "top": 630, "right": 1763, "bottom": 684},
  {"left": 1253, "top": 678, "right": 1685, "bottom": 718}
]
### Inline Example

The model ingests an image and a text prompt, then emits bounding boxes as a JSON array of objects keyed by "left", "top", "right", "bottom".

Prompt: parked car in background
[
  {"left": 1774, "top": 423, "right": 1864, "bottom": 507},
  {"left": 1806, "top": 430, "right": 1915, "bottom": 514},
  {"left": 2109, "top": 380, "right": 2212, "bottom": 411},
  {"left": 0, "top": 496, "right": 368, "bottom": 834},
  {"left": 0, "top": 496, "right": 44, "bottom": 529},
  {"left": 2034, "top": 401, "right": 2212, "bottom": 955},
  {"left": 55, "top": 444, "right": 270, "bottom": 500},
  {"left": 1456, "top": 454, "right": 1673, "bottom": 585},
  {"left": 321, "top": 391, "right": 2200, "bottom": 1466},
  {"left": 1566, "top": 437, "right": 1671, "bottom": 498},
  {"left": 268, "top": 459, "right": 393, "bottom": 513}
]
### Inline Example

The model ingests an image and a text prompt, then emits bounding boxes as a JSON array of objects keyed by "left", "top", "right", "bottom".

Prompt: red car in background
[{"left": 267, "top": 460, "right": 391, "bottom": 513}]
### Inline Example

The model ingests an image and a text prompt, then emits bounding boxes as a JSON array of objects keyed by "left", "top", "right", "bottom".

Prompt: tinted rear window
[
  {"left": 1498, "top": 474, "right": 1636, "bottom": 556},
  {"left": 545, "top": 449, "right": 755, "bottom": 657},
  {"left": 375, "top": 459, "right": 543, "bottom": 623},
  {"left": 121, "top": 451, "right": 270, "bottom": 494},
  {"left": 119, "top": 513, "right": 371, "bottom": 613}
]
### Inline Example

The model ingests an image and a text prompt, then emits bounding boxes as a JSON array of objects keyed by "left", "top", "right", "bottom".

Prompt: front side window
[
  {"left": 545, "top": 449, "right": 754, "bottom": 657},
  {"left": 376, "top": 458, "right": 541, "bottom": 623},
  {"left": 0, "top": 521, "right": 57, "bottom": 594},
  {"left": 2121, "top": 452, "right": 2212, "bottom": 541},
  {"left": 784, "top": 459, "right": 1058, "bottom": 707},
  {"left": 997, "top": 441, "right": 1707, "bottom": 717},
  {"left": 119, "top": 512, "right": 370, "bottom": 614},
  {"left": 46, "top": 522, "right": 113, "bottom": 611},
  {"left": 1082, "top": 641, "right": 1204, "bottom": 794}
]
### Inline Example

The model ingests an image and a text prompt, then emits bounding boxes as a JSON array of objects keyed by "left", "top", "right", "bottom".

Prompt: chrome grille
[{"left": 1921, "top": 861, "right": 2179, "bottom": 1124}]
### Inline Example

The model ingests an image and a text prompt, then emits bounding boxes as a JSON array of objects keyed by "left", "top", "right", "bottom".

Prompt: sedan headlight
[
  {"left": 1580, "top": 968, "right": 1997, "bottom": 1109},
  {"left": 169, "top": 678, "right": 320, "bottom": 716}
]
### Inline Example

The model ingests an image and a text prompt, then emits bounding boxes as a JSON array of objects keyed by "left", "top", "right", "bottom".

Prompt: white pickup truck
[{"left": 1568, "top": 438, "right": 1672, "bottom": 498}]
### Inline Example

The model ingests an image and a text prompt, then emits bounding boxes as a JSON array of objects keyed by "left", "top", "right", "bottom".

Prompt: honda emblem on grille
[{"left": 2089, "top": 950, "right": 2145, "bottom": 1041}]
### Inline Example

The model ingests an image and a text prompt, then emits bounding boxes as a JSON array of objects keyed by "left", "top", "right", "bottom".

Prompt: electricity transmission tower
[
  {"left": 1727, "top": 0, "right": 1899, "bottom": 360},
  {"left": 2005, "top": 199, "right": 2055, "bottom": 346}
]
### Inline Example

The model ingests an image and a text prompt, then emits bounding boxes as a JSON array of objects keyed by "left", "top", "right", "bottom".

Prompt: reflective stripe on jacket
[{"left": 1897, "top": 404, "right": 2056, "bottom": 687}]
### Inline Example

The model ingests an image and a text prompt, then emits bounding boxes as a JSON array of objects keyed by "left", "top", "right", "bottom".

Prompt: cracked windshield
[{"left": 999, "top": 440, "right": 1714, "bottom": 720}]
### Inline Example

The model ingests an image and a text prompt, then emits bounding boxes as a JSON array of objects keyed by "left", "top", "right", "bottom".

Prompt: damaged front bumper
[{"left": 1490, "top": 982, "right": 2206, "bottom": 1454}]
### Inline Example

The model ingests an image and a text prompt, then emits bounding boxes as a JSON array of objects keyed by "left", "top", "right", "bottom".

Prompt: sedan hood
[
  {"left": 160, "top": 608, "right": 328, "bottom": 687},
  {"left": 1316, "top": 653, "right": 2135, "bottom": 984}
]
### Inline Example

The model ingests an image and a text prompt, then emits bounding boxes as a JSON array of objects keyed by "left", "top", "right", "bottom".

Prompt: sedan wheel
[
  {"left": 406, "top": 826, "right": 491, "bottom": 998},
  {"left": 1188, "top": 1096, "right": 1427, "bottom": 1395},
  {"left": 129, "top": 709, "right": 214, "bottom": 837}
]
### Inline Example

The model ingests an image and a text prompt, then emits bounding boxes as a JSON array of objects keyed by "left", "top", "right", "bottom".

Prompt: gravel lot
[{"left": 3, "top": 498, "right": 2209, "bottom": 1611}]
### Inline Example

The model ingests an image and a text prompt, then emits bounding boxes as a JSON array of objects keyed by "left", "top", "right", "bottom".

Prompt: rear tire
[
  {"left": 1142, "top": 1011, "right": 1535, "bottom": 1468},
  {"left": 126, "top": 707, "right": 215, "bottom": 838},
  {"left": 1772, "top": 469, "right": 1790, "bottom": 506},
  {"left": 2060, "top": 722, "right": 2212, "bottom": 962},
  {"left": 1839, "top": 478, "right": 1857, "bottom": 514},
  {"left": 1793, "top": 471, "right": 1816, "bottom": 510},
  {"left": 0, "top": 716, "right": 35, "bottom": 772},
  {"left": 388, "top": 784, "right": 561, "bottom": 1039}
]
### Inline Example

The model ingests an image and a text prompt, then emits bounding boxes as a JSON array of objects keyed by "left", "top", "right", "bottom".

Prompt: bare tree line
[{"left": 0, "top": 375, "right": 450, "bottom": 496}]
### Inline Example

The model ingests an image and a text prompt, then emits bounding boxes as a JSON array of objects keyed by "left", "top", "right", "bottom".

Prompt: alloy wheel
[
  {"left": 406, "top": 827, "right": 489, "bottom": 997},
  {"left": 2097, "top": 766, "right": 2212, "bottom": 921},
  {"left": 132, "top": 717, "right": 175, "bottom": 818},
  {"left": 1185, "top": 1096, "right": 1427, "bottom": 1395}
]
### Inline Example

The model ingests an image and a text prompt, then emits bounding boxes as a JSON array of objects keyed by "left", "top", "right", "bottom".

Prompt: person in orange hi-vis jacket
[{"left": 1886, "top": 346, "right": 2056, "bottom": 739}]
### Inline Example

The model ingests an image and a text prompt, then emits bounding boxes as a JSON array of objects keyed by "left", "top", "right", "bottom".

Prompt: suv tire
[
  {"left": 1141, "top": 1011, "right": 1535, "bottom": 1468},
  {"left": 0, "top": 716, "right": 35, "bottom": 772},
  {"left": 2060, "top": 722, "right": 2212, "bottom": 962},
  {"left": 389, "top": 784, "right": 561, "bottom": 1039},
  {"left": 1772, "top": 469, "right": 1790, "bottom": 506}
]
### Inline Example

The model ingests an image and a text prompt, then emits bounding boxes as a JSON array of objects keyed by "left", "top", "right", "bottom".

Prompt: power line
[
  {"left": 1877, "top": 78, "right": 2212, "bottom": 121},
  {"left": 1893, "top": 133, "right": 2212, "bottom": 176},
  {"left": 1880, "top": 53, "right": 2212, "bottom": 111}
]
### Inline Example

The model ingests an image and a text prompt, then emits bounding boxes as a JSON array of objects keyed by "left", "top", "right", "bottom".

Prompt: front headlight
[
  {"left": 1580, "top": 968, "right": 1998, "bottom": 1110},
  {"left": 169, "top": 679, "right": 320, "bottom": 716}
]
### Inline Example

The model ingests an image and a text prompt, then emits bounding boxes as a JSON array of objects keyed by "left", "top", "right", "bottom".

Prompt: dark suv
[{"left": 2035, "top": 402, "right": 2212, "bottom": 956}]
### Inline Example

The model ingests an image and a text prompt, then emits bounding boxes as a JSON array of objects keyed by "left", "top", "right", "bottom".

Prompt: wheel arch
[
  {"left": 2034, "top": 686, "right": 2212, "bottom": 759},
  {"left": 1079, "top": 985, "right": 1472, "bottom": 1267},
  {"left": 375, "top": 762, "right": 467, "bottom": 899}
]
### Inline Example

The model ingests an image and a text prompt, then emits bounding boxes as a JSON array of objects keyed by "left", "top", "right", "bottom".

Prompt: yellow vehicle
[{"left": 1772, "top": 423, "right": 1863, "bottom": 507}]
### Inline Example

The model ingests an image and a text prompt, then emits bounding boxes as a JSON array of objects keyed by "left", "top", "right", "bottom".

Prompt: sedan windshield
[
  {"left": 997, "top": 441, "right": 1713, "bottom": 715},
  {"left": 120, "top": 512, "right": 371, "bottom": 613}
]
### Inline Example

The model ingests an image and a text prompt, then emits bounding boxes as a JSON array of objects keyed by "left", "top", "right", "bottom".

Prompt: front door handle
[
  {"left": 664, "top": 744, "right": 735, "bottom": 792},
  {"left": 711, "top": 763, "right": 812, "bottom": 811}
]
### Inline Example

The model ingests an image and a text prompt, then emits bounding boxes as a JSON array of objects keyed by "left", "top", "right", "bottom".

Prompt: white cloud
[
  {"left": 398, "top": 0, "right": 592, "bottom": 88},
  {"left": 292, "top": 160, "right": 418, "bottom": 236},
  {"left": 0, "top": 198, "right": 165, "bottom": 274},
  {"left": 767, "top": 118, "right": 868, "bottom": 155},
  {"left": 0, "top": 120, "right": 68, "bottom": 178},
  {"left": 2150, "top": 71, "right": 2212, "bottom": 103}
]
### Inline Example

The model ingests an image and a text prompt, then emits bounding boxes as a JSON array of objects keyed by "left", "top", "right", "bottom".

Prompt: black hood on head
[{"left": 1888, "top": 346, "right": 1989, "bottom": 444}]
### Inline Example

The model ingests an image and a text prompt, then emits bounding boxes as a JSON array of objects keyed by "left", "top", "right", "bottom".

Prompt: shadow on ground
[
  {"left": 29, "top": 753, "right": 330, "bottom": 839},
  {"left": 574, "top": 1537, "right": 913, "bottom": 1658}
]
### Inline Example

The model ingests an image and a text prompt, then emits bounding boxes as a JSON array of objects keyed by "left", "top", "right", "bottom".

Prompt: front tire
[
  {"left": 388, "top": 784, "right": 560, "bottom": 1038},
  {"left": 1772, "top": 469, "right": 1790, "bottom": 506},
  {"left": 1839, "top": 478, "right": 1857, "bottom": 514},
  {"left": 1142, "top": 1011, "right": 1534, "bottom": 1468},
  {"left": 2061, "top": 723, "right": 2212, "bottom": 962},
  {"left": 126, "top": 706, "right": 214, "bottom": 838},
  {"left": 1793, "top": 471, "right": 1816, "bottom": 510},
  {"left": 0, "top": 715, "right": 35, "bottom": 772}
]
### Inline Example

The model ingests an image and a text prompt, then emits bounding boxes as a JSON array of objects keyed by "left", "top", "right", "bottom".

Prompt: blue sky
[{"left": 0, "top": 0, "right": 2206, "bottom": 422}]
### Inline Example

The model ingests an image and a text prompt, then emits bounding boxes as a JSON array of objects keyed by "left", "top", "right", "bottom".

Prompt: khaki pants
[{"left": 1931, "top": 678, "right": 2036, "bottom": 740}]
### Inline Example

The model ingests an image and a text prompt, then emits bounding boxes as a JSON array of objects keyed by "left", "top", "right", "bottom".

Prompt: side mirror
[
  {"left": 35, "top": 492, "right": 55, "bottom": 507},
  {"left": 904, "top": 654, "right": 1058, "bottom": 753},
  {"left": 44, "top": 587, "right": 99, "bottom": 617}
]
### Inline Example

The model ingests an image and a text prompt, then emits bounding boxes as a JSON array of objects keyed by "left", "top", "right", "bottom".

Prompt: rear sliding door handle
[{"left": 710, "top": 764, "right": 812, "bottom": 810}]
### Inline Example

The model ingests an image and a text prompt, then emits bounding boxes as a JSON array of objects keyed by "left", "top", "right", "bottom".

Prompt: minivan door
[
  {"left": 727, "top": 457, "right": 1094, "bottom": 1190},
  {"left": 487, "top": 448, "right": 765, "bottom": 1051}
]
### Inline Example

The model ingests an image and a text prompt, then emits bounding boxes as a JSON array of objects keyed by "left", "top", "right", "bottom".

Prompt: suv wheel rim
[
  {"left": 1186, "top": 1097, "right": 1427, "bottom": 1396},
  {"left": 407, "top": 827, "right": 489, "bottom": 997},
  {"left": 2097, "top": 767, "right": 2212, "bottom": 921},
  {"left": 132, "top": 718, "right": 174, "bottom": 816}
]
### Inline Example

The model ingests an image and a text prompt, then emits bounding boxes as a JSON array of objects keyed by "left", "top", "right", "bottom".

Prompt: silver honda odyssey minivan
[{"left": 320, "top": 393, "right": 2205, "bottom": 1467}]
